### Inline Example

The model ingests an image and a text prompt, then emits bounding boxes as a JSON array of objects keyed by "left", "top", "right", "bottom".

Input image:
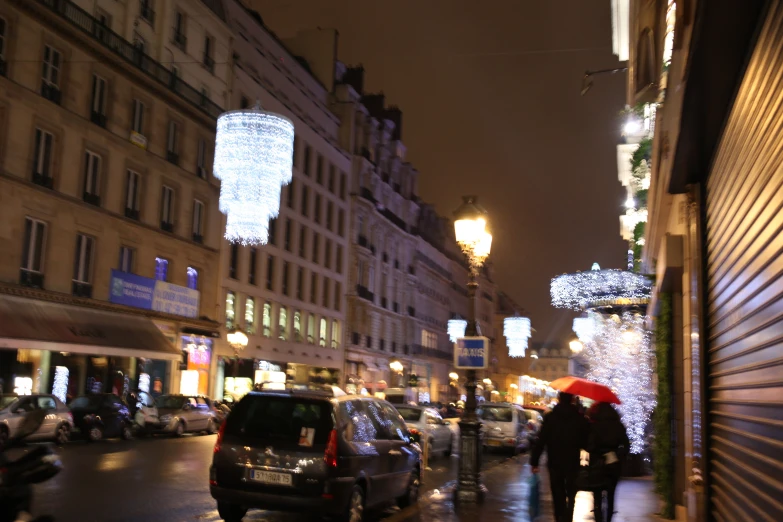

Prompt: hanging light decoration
[
  {"left": 52, "top": 366, "right": 69, "bottom": 403},
  {"left": 213, "top": 104, "right": 295, "bottom": 245},
  {"left": 504, "top": 316, "right": 532, "bottom": 357},
  {"left": 447, "top": 318, "right": 468, "bottom": 343},
  {"left": 550, "top": 263, "right": 652, "bottom": 310}
]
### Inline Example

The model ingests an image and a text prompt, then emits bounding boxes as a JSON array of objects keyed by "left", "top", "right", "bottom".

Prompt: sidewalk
[{"left": 388, "top": 456, "right": 662, "bottom": 522}]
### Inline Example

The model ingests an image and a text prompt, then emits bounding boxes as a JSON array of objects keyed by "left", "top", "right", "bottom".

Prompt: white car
[
  {"left": 134, "top": 391, "right": 160, "bottom": 432},
  {"left": 477, "top": 402, "right": 530, "bottom": 455},
  {"left": 394, "top": 405, "right": 454, "bottom": 457}
]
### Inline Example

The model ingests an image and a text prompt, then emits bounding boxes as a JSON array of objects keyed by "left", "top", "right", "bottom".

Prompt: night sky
[{"left": 258, "top": 1, "right": 628, "bottom": 347}]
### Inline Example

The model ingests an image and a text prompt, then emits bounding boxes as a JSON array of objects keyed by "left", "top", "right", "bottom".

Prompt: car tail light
[
  {"left": 214, "top": 420, "right": 226, "bottom": 454},
  {"left": 324, "top": 429, "right": 338, "bottom": 467},
  {"left": 409, "top": 428, "right": 420, "bottom": 436}
]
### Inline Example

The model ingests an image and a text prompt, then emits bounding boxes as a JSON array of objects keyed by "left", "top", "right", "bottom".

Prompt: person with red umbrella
[{"left": 587, "top": 402, "right": 630, "bottom": 522}]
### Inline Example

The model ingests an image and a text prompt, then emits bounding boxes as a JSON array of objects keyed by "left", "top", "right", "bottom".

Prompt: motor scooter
[{"left": 0, "top": 408, "right": 62, "bottom": 522}]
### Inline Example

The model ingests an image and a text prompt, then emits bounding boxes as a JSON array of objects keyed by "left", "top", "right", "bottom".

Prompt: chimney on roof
[
  {"left": 361, "top": 93, "right": 385, "bottom": 120},
  {"left": 341, "top": 65, "right": 365, "bottom": 94},
  {"left": 384, "top": 106, "right": 402, "bottom": 140}
]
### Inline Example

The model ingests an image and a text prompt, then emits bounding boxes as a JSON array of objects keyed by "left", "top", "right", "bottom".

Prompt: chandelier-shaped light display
[
  {"left": 551, "top": 263, "right": 651, "bottom": 311},
  {"left": 52, "top": 366, "right": 69, "bottom": 403},
  {"left": 214, "top": 108, "right": 295, "bottom": 245},
  {"left": 447, "top": 318, "right": 467, "bottom": 343},
  {"left": 504, "top": 316, "right": 532, "bottom": 357},
  {"left": 573, "top": 311, "right": 655, "bottom": 454}
]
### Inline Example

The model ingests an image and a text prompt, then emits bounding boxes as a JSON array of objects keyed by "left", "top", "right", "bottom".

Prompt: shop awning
[{"left": 0, "top": 295, "right": 181, "bottom": 361}]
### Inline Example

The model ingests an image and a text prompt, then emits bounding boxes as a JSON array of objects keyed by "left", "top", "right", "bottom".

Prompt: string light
[
  {"left": 213, "top": 108, "right": 295, "bottom": 245},
  {"left": 504, "top": 316, "right": 531, "bottom": 357},
  {"left": 52, "top": 366, "right": 69, "bottom": 403},
  {"left": 550, "top": 264, "right": 651, "bottom": 310},
  {"left": 447, "top": 318, "right": 468, "bottom": 342}
]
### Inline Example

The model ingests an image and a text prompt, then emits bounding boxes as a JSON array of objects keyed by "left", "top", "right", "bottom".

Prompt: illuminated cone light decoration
[
  {"left": 213, "top": 105, "right": 295, "bottom": 245},
  {"left": 551, "top": 263, "right": 655, "bottom": 454},
  {"left": 447, "top": 318, "right": 468, "bottom": 343},
  {"left": 504, "top": 316, "right": 532, "bottom": 357}
]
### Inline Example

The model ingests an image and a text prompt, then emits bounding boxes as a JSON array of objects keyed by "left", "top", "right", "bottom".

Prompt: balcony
[
  {"left": 203, "top": 55, "right": 215, "bottom": 74},
  {"left": 72, "top": 281, "right": 93, "bottom": 298},
  {"left": 411, "top": 344, "right": 452, "bottom": 361},
  {"left": 356, "top": 285, "right": 374, "bottom": 303},
  {"left": 408, "top": 306, "right": 415, "bottom": 317},
  {"left": 125, "top": 207, "right": 140, "bottom": 220},
  {"left": 192, "top": 233, "right": 203, "bottom": 244},
  {"left": 90, "top": 110, "right": 106, "bottom": 128},
  {"left": 41, "top": 83, "right": 61, "bottom": 104},
  {"left": 173, "top": 31, "right": 187, "bottom": 50},
  {"left": 381, "top": 208, "right": 408, "bottom": 233},
  {"left": 160, "top": 221, "right": 174, "bottom": 233},
  {"left": 167, "top": 151, "right": 179, "bottom": 165},
  {"left": 34, "top": 0, "right": 223, "bottom": 119},
  {"left": 19, "top": 270, "right": 44, "bottom": 289},
  {"left": 357, "top": 235, "right": 368, "bottom": 248},
  {"left": 82, "top": 192, "right": 101, "bottom": 207},
  {"left": 139, "top": 4, "right": 155, "bottom": 25},
  {"left": 32, "top": 172, "right": 53, "bottom": 189},
  {"left": 359, "top": 187, "right": 376, "bottom": 204}
]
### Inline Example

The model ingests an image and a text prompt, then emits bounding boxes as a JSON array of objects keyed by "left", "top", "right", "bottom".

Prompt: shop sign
[
  {"left": 110, "top": 270, "right": 200, "bottom": 318},
  {"left": 454, "top": 337, "right": 489, "bottom": 369}
]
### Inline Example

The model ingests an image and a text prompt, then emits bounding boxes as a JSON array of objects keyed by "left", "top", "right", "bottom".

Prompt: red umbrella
[{"left": 548, "top": 376, "right": 621, "bottom": 404}]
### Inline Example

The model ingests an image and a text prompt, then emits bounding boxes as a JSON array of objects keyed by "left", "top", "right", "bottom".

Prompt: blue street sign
[{"left": 454, "top": 337, "right": 489, "bottom": 369}]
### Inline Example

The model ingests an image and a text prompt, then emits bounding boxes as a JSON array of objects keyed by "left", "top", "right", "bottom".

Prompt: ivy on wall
[{"left": 654, "top": 293, "right": 675, "bottom": 519}]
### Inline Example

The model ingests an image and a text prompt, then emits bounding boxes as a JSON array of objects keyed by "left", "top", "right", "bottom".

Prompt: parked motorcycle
[{"left": 0, "top": 408, "right": 62, "bottom": 522}]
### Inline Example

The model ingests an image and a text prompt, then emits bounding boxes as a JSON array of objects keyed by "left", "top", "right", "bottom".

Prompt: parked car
[
  {"left": 133, "top": 391, "right": 161, "bottom": 434},
  {"left": 522, "top": 408, "right": 544, "bottom": 439},
  {"left": 0, "top": 394, "right": 73, "bottom": 445},
  {"left": 394, "top": 405, "right": 453, "bottom": 457},
  {"left": 155, "top": 395, "right": 218, "bottom": 436},
  {"left": 210, "top": 391, "right": 421, "bottom": 522},
  {"left": 210, "top": 401, "right": 231, "bottom": 428},
  {"left": 0, "top": 394, "right": 18, "bottom": 410},
  {"left": 477, "top": 402, "right": 529, "bottom": 455},
  {"left": 69, "top": 394, "right": 134, "bottom": 442}
]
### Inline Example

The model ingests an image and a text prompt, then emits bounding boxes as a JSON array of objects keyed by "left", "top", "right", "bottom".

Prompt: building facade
[
  {"left": 216, "top": 0, "right": 351, "bottom": 399},
  {"left": 0, "top": 0, "right": 229, "bottom": 399}
]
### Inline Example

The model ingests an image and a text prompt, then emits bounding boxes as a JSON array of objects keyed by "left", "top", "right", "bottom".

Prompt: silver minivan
[
  {"left": 477, "top": 402, "right": 529, "bottom": 454},
  {"left": 0, "top": 394, "right": 73, "bottom": 445}
]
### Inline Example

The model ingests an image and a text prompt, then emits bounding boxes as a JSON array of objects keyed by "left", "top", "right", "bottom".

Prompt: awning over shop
[{"left": 0, "top": 295, "right": 181, "bottom": 361}]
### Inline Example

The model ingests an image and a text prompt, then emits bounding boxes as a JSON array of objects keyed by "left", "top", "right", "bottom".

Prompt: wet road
[{"left": 30, "top": 434, "right": 509, "bottom": 522}]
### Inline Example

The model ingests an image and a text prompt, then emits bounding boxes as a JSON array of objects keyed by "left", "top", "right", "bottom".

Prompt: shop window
[
  {"left": 262, "top": 303, "right": 271, "bottom": 337},
  {"left": 187, "top": 266, "right": 198, "bottom": 290},
  {"left": 278, "top": 306, "right": 287, "bottom": 341},
  {"left": 331, "top": 320, "right": 340, "bottom": 349},
  {"left": 294, "top": 310, "right": 302, "bottom": 342},
  {"left": 308, "top": 314, "right": 315, "bottom": 344},
  {"left": 225, "top": 291, "right": 236, "bottom": 329},
  {"left": 319, "top": 318, "right": 327, "bottom": 347},
  {"left": 155, "top": 257, "right": 168, "bottom": 281},
  {"left": 245, "top": 297, "right": 255, "bottom": 334}
]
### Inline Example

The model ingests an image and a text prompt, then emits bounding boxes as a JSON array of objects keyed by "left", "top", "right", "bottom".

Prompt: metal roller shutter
[{"left": 704, "top": 3, "right": 783, "bottom": 520}]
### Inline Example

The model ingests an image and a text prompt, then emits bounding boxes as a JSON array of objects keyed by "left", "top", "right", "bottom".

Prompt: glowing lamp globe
[
  {"left": 504, "top": 316, "right": 532, "bottom": 357},
  {"left": 227, "top": 329, "right": 248, "bottom": 349},
  {"left": 213, "top": 107, "right": 295, "bottom": 245},
  {"left": 453, "top": 196, "right": 489, "bottom": 249},
  {"left": 447, "top": 318, "right": 468, "bottom": 342}
]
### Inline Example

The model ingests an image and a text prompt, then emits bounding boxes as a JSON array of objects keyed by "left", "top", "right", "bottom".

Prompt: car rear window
[
  {"left": 395, "top": 407, "right": 422, "bottom": 422},
  {"left": 225, "top": 395, "right": 333, "bottom": 447},
  {"left": 479, "top": 406, "right": 513, "bottom": 422}
]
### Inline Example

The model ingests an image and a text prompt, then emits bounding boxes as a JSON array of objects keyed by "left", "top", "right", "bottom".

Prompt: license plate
[
  {"left": 487, "top": 440, "right": 503, "bottom": 447},
  {"left": 250, "top": 470, "right": 293, "bottom": 486}
]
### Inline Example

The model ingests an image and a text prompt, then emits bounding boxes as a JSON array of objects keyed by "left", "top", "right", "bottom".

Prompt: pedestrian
[
  {"left": 531, "top": 391, "right": 590, "bottom": 522},
  {"left": 587, "top": 402, "right": 629, "bottom": 522}
]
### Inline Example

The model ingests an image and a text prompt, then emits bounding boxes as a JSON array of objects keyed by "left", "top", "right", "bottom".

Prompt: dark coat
[
  {"left": 587, "top": 403, "right": 630, "bottom": 476},
  {"left": 530, "top": 401, "right": 590, "bottom": 471}
]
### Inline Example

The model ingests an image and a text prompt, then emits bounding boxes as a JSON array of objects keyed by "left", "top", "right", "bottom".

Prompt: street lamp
[
  {"left": 449, "top": 372, "right": 460, "bottom": 382},
  {"left": 569, "top": 339, "right": 584, "bottom": 354},
  {"left": 390, "top": 360, "right": 404, "bottom": 388},
  {"left": 227, "top": 328, "right": 248, "bottom": 377},
  {"left": 453, "top": 195, "right": 492, "bottom": 503}
]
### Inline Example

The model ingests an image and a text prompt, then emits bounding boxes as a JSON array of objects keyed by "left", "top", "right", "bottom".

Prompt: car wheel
[
  {"left": 121, "top": 423, "right": 134, "bottom": 440},
  {"left": 205, "top": 418, "right": 217, "bottom": 435},
  {"left": 174, "top": 421, "right": 185, "bottom": 437},
  {"left": 397, "top": 468, "right": 420, "bottom": 508},
  {"left": 55, "top": 424, "right": 70, "bottom": 445},
  {"left": 88, "top": 426, "right": 104, "bottom": 442},
  {"left": 342, "top": 485, "right": 365, "bottom": 522},
  {"left": 216, "top": 501, "right": 247, "bottom": 522}
]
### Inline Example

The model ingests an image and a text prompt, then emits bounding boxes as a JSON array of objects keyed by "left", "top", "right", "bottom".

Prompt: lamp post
[
  {"left": 226, "top": 328, "right": 248, "bottom": 378},
  {"left": 453, "top": 195, "right": 492, "bottom": 503}
]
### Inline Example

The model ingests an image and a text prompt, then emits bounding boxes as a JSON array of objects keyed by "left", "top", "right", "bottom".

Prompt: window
[
  {"left": 301, "top": 186, "right": 309, "bottom": 217},
  {"left": 312, "top": 233, "right": 319, "bottom": 263},
  {"left": 83, "top": 150, "right": 101, "bottom": 204},
  {"left": 245, "top": 297, "right": 255, "bottom": 334},
  {"left": 33, "top": 129, "right": 54, "bottom": 185},
  {"left": 368, "top": 265, "right": 375, "bottom": 292},
  {"left": 314, "top": 194, "right": 322, "bottom": 224},
  {"left": 192, "top": 200, "right": 204, "bottom": 242},
  {"left": 167, "top": 120, "right": 179, "bottom": 163},
  {"left": 225, "top": 291, "right": 236, "bottom": 329},
  {"left": 322, "top": 278, "right": 329, "bottom": 308},
  {"left": 331, "top": 320, "right": 340, "bottom": 349},
  {"left": 125, "top": 170, "right": 140, "bottom": 218},
  {"left": 308, "top": 314, "right": 315, "bottom": 344},
  {"left": 229, "top": 243, "right": 238, "bottom": 279},
  {"left": 278, "top": 306, "right": 288, "bottom": 340},
  {"left": 334, "top": 283, "right": 341, "bottom": 311},
  {"left": 296, "top": 266, "right": 304, "bottom": 300},
  {"left": 328, "top": 165, "right": 335, "bottom": 193},
  {"left": 287, "top": 179, "right": 295, "bottom": 209},
  {"left": 196, "top": 138, "right": 207, "bottom": 179},
  {"left": 310, "top": 272, "right": 318, "bottom": 304},
  {"left": 203, "top": 35, "right": 214, "bottom": 73},
  {"left": 155, "top": 257, "right": 168, "bottom": 281},
  {"left": 266, "top": 255, "right": 274, "bottom": 290},
  {"left": 187, "top": 266, "right": 198, "bottom": 290},
  {"left": 41, "top": 45, "right": 61, "bottom": 88},
  {"left": 338, "top": 209, "right": 345, "bottom": 237},
  {"left": 282, "top": 261, "right": 290, "bottom": 296},
  {"left": 91, "top": 75, "right": 107, "bottom": 125},
  {"left": 422, "top": 330, "right": 438, "bottom": 349},
  {"left": 140, "top": 0, "right": 155, "bottom": 23},
  {"left": 131, "top": 99, "right": 145, "bottom": 134},
  {"left": 268, "top": 218, "right": 277, "bottom": 245},
  {"left": 294, "top": 310, "right": 302, "bottom": 342},
  {"left": 119, "top": 246, "right": 134, "bottom": 272},
  {"left": 340, "top": 173, "right": 346, "bottom": 200},
  {"left": 160, "top": 185, "right": 174, "bottom": 230},
  {"left": 173, "top": 11, "right": 186, "bottom": 49},
  {"left": 249, "top": 247, "right": 257, "bottom": 285},
  {"left": 319, "top": 318, "right": 327, "bottom": 347},
  {"left": 304, "top": 144, "right": 312, "bottom": 176},
  {"left": 324, "top": 240, "right": 331, "bottom": 270},
  {"left": 21, "top": 218, "right": 47, "bottom": 275},
  {"left": 336, "top": 245, "right": 343, "bottom": 274},
  {"left": 262, "top": 303, "right": 271, "bottom": 337},
  {"left": 0, "top": 18, "right": 6, "bottom": 61},
  {"left": 298, "top": 226, "right": 306, "bottom": 258},
  {"left": 316, "top": 155, "right": 323, "bottom": 184},
  {"left": 284, "top": 219, "right": 292, "bottom": 251},
  {"left": 326, "top": 201, "right": 333, "bottom": 231}
]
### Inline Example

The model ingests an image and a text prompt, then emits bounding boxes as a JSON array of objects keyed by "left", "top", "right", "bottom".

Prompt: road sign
[{"left": 454, "top": 337, "right": 489, "bottom": 369}]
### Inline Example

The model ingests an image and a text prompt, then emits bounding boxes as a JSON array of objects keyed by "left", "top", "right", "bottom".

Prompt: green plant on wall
[
  {"left": 630, "top": 137, "right": 653, "bottom": 174},
  {"left": 654, "top": 293, "right": 675, "bottom": 519},
  {"left": 636, "top": 188, "right": 649, "bottom": 208},
  {"left": 632, "top": 222, "right": 646, "bottom": 273}
]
